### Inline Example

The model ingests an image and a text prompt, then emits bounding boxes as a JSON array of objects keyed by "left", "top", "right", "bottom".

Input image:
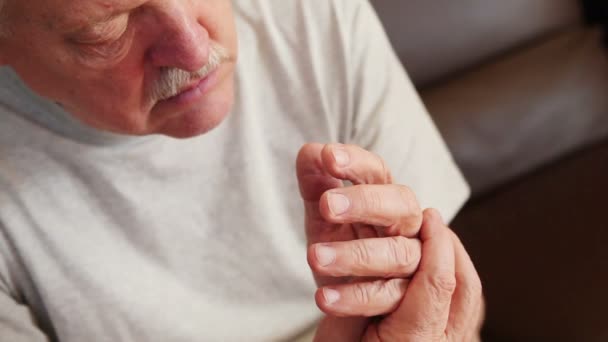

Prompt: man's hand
[
  {"left": 296, "top": 142, "right": 424, "bottom": 339},
  {"left": 361, "top": 209, "right": 484, "bottom": 341},
  {"left": 296, "top": 143, "right": 483, "bottom": 341}
]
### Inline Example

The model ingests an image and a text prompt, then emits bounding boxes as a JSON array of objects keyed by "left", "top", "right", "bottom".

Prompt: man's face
[{"left": 0, "top": 0, "right": 238, "bottom": 138}]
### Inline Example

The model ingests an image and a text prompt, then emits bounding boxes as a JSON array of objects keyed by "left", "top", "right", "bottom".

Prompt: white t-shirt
[{"left": 0, "top": 0, "right": 469, "bottom": 341}]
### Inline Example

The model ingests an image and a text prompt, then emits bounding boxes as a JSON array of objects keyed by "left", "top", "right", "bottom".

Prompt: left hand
[
  {"left": 296, "top": 143, "right": 483, "bottom": 341},
  {"left": 297, "top": 143, "right": 424, "bottom": 340}
]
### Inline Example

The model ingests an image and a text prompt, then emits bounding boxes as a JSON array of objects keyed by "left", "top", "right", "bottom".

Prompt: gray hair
[{"left": 148, "top": 42, "right": 230, "bottom": 102}]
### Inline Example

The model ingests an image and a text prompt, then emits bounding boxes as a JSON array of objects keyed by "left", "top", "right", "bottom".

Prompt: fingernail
[
  {"left": 316, "top": 245, "right": 336, "bottom": 266},
  {"left": 333, "top": 149, "right": 350, "bottom": 167},
  {"left": 323, "top": 288, "right": 340, "bottom": 305},
  {"left": 328, "top": 193, "right": 350, "bottom": 216}
]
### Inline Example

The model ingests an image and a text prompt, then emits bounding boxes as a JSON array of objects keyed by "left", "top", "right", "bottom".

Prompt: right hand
[{"left": 314, "top": 209, "right": 484, "bottom": 341}]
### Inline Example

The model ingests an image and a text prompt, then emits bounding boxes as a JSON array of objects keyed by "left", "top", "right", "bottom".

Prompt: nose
[{"left": 147, "top": 7, "right": 210, "bottom": 72}]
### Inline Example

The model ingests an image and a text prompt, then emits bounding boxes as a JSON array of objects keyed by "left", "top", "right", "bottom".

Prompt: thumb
[{"left": 379, "top": 208, "right": 455, "bottom": 340}]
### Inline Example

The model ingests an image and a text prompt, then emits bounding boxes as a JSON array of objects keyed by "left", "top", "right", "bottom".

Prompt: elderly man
[{"left": 0, "top": 0, "right": 483, "bottom": 341}]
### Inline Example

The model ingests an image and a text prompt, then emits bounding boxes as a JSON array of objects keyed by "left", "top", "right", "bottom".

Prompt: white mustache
[{"left": 149, "top": 42, "right": 230, "bottom": 102}]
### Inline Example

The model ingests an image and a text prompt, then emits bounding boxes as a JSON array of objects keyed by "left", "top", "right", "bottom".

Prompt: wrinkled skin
[
  {"left": 0, "top": 1, "right": 484, "bottom": 340},
  {"left": 297, "top": 143, "right": 484, "bottom": 341},
  {"left": 0, "top": 0, "right": 238, "bottom": 138}
]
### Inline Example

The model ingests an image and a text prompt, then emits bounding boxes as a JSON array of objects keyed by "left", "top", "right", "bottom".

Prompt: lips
[
  {"left": 168, "top": 77, "right": 207, "bottom": 101},
  {"left": 154, "top": 66, "right": 221, "bottom": 112}
]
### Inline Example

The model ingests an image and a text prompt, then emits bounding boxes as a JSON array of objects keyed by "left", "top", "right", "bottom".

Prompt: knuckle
[
  {"left": 352, "top": 242, "right": 372, "bottom": 266},
  {"left": 383, "top": 279, "right": 407, "bottom": 301},
  {"left": 387, "top": 236, "right": 414, "bottom": 272},
  {"left": 359, "top": 187, "right": 384, "bottom": 216},
  {"left": 397, "top": 185, "right": 422, "bottom": 220},
  {"left": 398, "top": 327, "right": 437, "bottom": 342},
  {"left": 352, "top": 282, "right": 373, "bottom": 305},
  {"left": 397, "top": 184, "right": 415, "bottom": 203},
  {"left": 428, "top": 272, "right": 457, "bottom": 300}
]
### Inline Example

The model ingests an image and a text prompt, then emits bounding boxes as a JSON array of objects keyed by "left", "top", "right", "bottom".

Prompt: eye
[
  {"left": 71, "top": 15, "right": 133, "bottom": 62},
  {"left": 75, "top": 21, "right": 128, "bottom": 47},
  {"left": 71, "top": 14, "right": 128, "bottom": 44}
]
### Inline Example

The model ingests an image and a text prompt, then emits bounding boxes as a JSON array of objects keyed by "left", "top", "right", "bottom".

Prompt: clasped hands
[{"left": 297, "top": 143, "right": 483, "bottom": 341}]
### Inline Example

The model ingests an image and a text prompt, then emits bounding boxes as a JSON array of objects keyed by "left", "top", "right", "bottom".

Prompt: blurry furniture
[{"left": 370, "top": 1, "right": 608, "bottom": 341}]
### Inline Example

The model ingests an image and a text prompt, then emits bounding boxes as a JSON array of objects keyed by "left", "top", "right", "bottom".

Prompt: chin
[
  {"left": 152, "top": 72, "right": 236, "bottom": 139},
  {"left": 157, "top": 99, "right": 233, "bottom": 139}
]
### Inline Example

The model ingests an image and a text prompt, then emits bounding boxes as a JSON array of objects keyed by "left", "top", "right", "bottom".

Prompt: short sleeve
[
  {"left": 345, "top": 0, "right": 470, "bottom": 222},
  {"left": 0, "top": 221, "right": 49, "bottom": 341}
]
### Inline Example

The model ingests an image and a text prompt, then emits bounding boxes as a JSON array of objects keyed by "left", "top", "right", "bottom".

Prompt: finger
[
  {"left": 316, "top": 279, "right": 409, "bottom": 317},
  {"left": 297, "top": 143, "right": 353, "bottom": 248},
  {"left": 379, "top": 208, "right": 455, "bottom": 340},
  {"left": 314, "top": 317, "right": 369, "bottom": 342},
  {"left": 446, "top": 232, "right": 483, "bottom": 341},
  {"left": 319, "top": 184, "right": 422, "bottom": 237},
  {"left": 321, "top": 143, "right": 393, "bottom": 185},
  {"left": 308, "top": 237, "right": 422, "bottom": 278},
  {"left": 297, "top": 143, "right": 343, "bottom": 203}
]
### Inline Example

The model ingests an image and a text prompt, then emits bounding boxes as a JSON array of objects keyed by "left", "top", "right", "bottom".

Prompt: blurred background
[{"left": 369, "top": 0, "right": 608, "bottom": 341}]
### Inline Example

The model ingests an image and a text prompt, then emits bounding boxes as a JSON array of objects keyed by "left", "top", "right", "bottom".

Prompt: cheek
[
  {"left": 76, "top": 48, "right": 148, "bottom": 105},
  {"left": 79, "top": 70, "right": 147, "bottom": 117},
  {"left": 10, "top": 40, "right": 148, "bottom": 118},
  {"left": 55, "top": 62, "right": 150, "bottom": 132}
]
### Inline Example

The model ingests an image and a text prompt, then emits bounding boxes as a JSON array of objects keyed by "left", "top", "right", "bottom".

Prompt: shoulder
[
  {"left": 233, "top": 0, "right": 369, "bottom": 43},
  {"left": 230, "top": 0, "right": 387, "bottom": 143},
  {"left": 0, "top": 106, "right": 57, "bottom": 203},
  {"left": 233, "top": 0, "right": 364, "bottom": 19},
  {"left": 0, "top": 108, "right": 47, "bottom": 170}
]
